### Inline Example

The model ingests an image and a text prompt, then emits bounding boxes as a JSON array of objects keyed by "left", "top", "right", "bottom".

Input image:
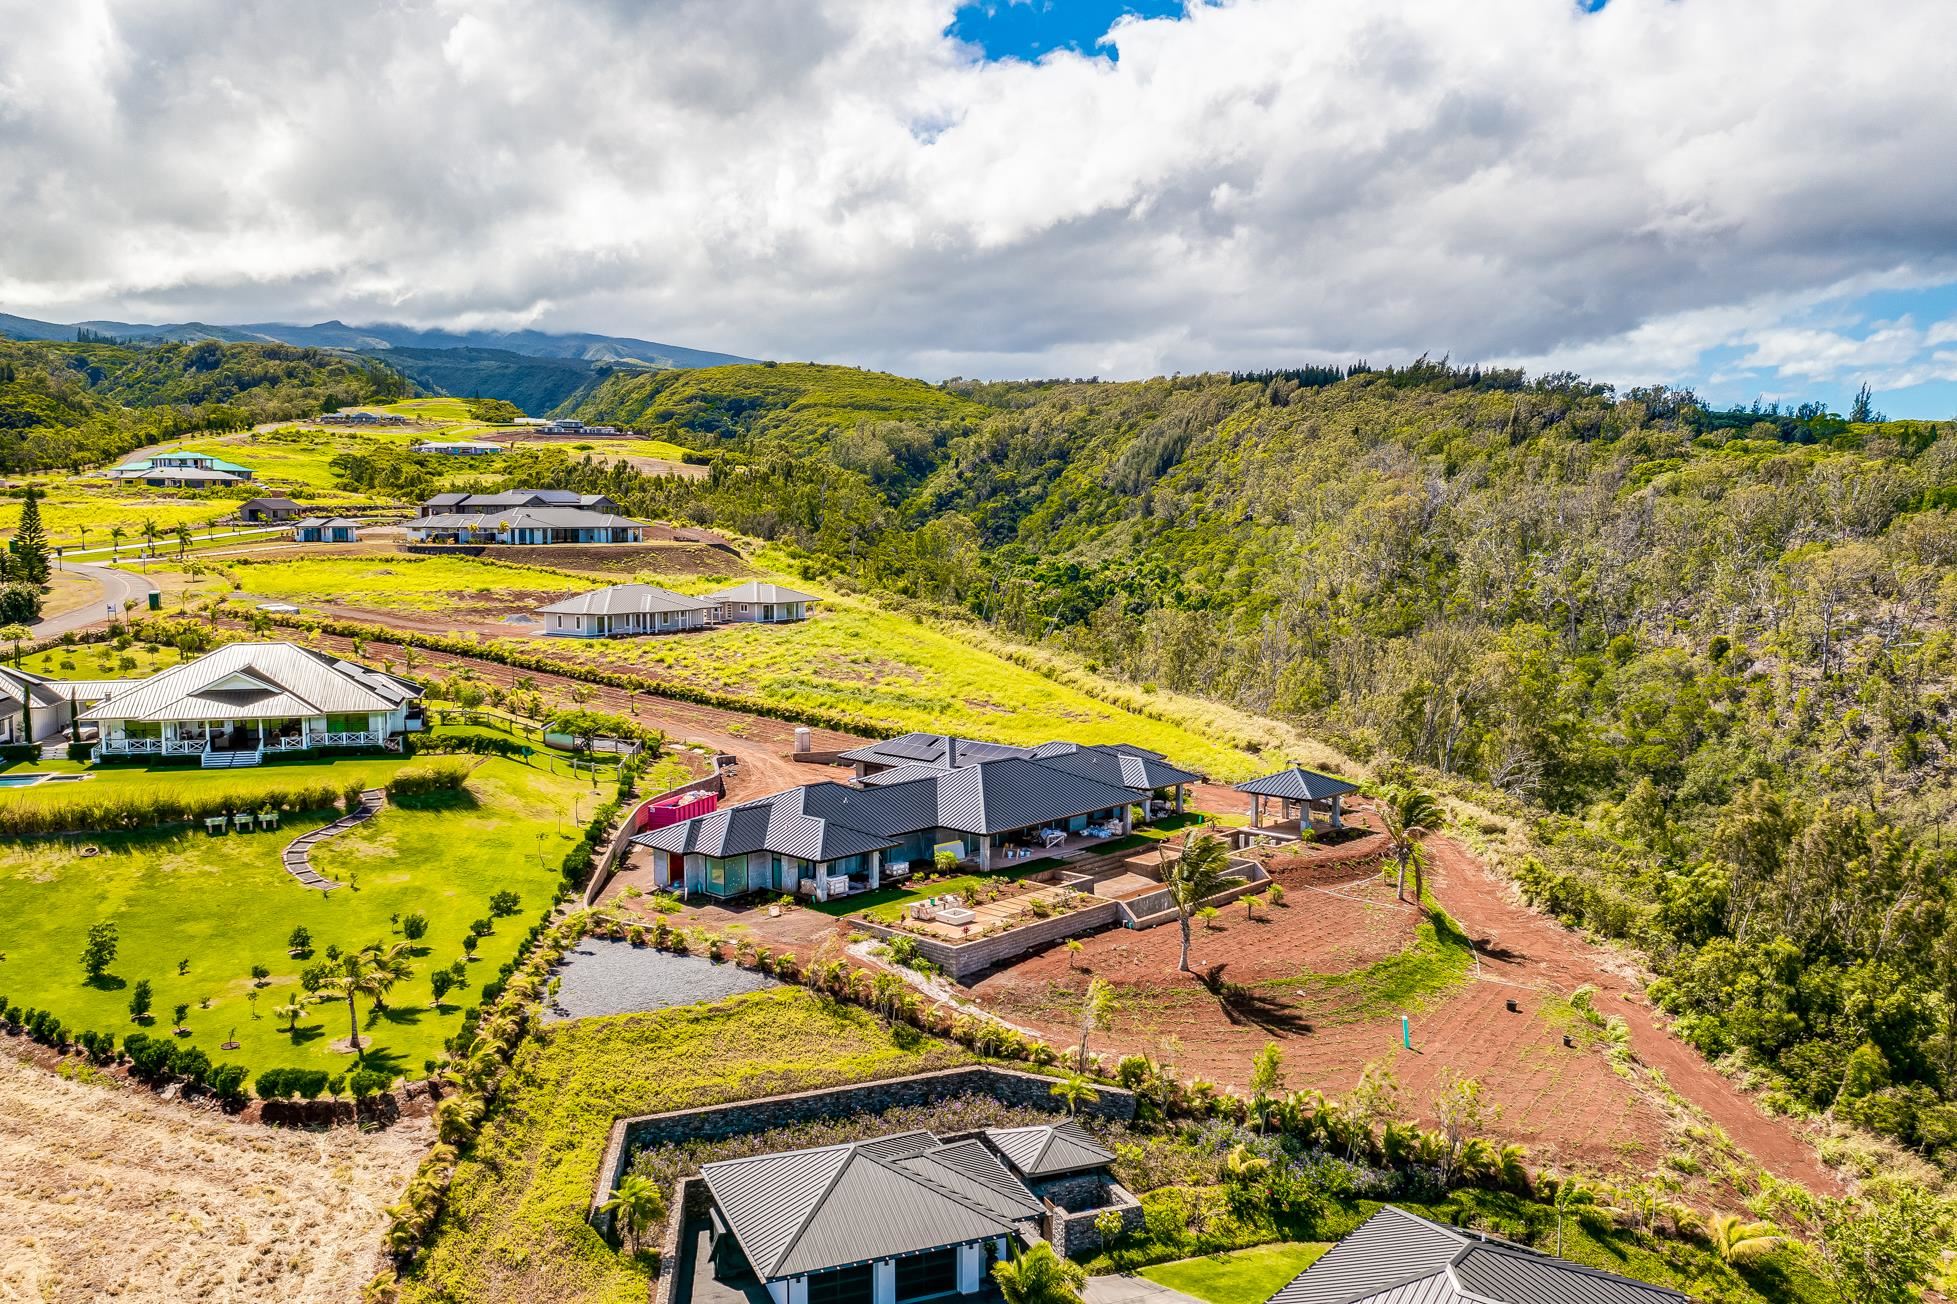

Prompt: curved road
[{"left": 30, "top": 562, "right": 159, "bottom": 638}]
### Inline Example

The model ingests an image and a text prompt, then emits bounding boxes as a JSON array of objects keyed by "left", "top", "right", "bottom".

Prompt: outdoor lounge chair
[
  {"left": 257, "top": 810, "right": 279, "bottom": 830},
  {"left": 232, "top": 812, "right": 255, "bottom": 832},
  {"left": 204, "top": 815, "right": 227, "bottom": 835}
]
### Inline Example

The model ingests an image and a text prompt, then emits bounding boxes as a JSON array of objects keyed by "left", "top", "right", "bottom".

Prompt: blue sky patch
[{"left": 949, "top": 0, "right": 1187, "bottom": 62}]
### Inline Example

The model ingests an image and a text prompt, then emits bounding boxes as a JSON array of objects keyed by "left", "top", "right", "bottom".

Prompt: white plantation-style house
[
  {"left": 0, "top": 667, "right": 125, "bottom": 745},
  {"left": 403, "top": 505, "right": 647, "bottom": 545},
  {"left": 107, "top": 448, "right": 256, "bottom": 487},
  {"left": 80, "top": 642, "right": 425, "bottom": 767},
  {"left": 538, "top": 584, "right": 723, "bottom": 637},
  {"left": 709, "top": 581, "right": 816, "bottom": 623},
  {"left": 533, "top": 579, "right": 820, "bottom": 637}
]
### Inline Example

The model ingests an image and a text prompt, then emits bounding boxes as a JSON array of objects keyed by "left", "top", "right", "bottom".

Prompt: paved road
[{"left": 30, "top": 562, "right": 159, "bottom": 638}]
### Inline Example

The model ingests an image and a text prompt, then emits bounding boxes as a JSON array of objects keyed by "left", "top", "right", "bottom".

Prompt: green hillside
[
  {"left": 506, "top": 361, "right": 1957, "bottom": 1152},
  {"left": 0, "top": 337, "right": 407, "bottom": 473},
  {"left": 372, "top": 346, "right": 631, "bottom": 416}
]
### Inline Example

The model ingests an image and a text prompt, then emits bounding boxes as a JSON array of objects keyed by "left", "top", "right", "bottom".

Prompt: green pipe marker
[{"left": 1402, "top": 1014, "right": 1411, "bottom": 1050}]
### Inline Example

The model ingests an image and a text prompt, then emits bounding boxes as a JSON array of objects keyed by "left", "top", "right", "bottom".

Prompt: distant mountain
[
  {"left": 0, "top": 312, "right": 754, "bottom": 370},
  {"left": 370, "top": 346, "right": 620, "bottom": 416}
]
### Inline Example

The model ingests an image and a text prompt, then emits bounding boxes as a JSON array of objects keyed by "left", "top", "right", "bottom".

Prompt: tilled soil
[{"left": 0, "top": 1047, "right": 428, "bottom": 1303}]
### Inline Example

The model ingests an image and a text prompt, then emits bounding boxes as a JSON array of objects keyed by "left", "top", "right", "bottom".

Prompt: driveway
[
  {"left": 30, "top": 562, "right": 158, "bottom": 637},
  {"left": 1086, "top": 1276, "right": 1207, "bottom": 1304}
]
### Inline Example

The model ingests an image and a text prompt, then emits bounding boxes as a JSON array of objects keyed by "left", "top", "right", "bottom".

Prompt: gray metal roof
[
  {"left": 77, "top": 642, "right": 421, "bottom": 725},
  {"left": 1237, "top": 765, "right": 1361, "bottom": 801},
  {"left": 1023, "top": 743, "right": 1201, "bottom": 792},
  {"left": 632, "top": 786, "right": 898, "bottom": 861},
  {"left": 935, "top": 757, "right": 1139, "bottom": 835},
  {"left": 983, "top": 1120, "right": 1116, "bottom": 1178},
  {"left": 291, "top": 517, "right": 365, "bottom": 531},
  {"left": 537, "top": 584, "right": 721, "bottom": 617},
  {"left": 241, "top": 496, "right": 301, "bottom": 509},
  {"left": 839, "top": 732, "right": 1032, "bottom": 769},
  {"left": 1266, "top": 1207, "right": 1687, "bottom": 1304},
  {"left": 702, "top": 1133, "right": 1034, "bottom": 1280},
  {"left": 707, "top": 581, "right": 818, "bottom": 604},
  {"left": 409, "top": 506, "right": 644, "bottom": 531},
  {"left": 845, "top": 734, "right": 1197, "bottom": 793},
  {"left": 424, "top": 489, "right": 614, "bottom": 511}
]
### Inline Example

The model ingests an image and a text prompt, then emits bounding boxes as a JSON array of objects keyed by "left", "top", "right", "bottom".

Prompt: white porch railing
[
  {"left": 103, "top": 737, "right": 161, "bottom": 754},
  {"left": 307, "top": 730, "right": 382, "bottom": 748},
  {"left": 267, "top": 734, "right": 309, "bottom": 752}
]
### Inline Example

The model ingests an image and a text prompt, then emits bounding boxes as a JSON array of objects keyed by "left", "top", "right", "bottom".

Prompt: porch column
[
  {"left": 814, "top": 869, "right": 829, "bottom": 903},
  {"left": 1175, "top": 784, "right": 1185, "bottom": 814},
  {"left": 788, "top": 1278, "right": 809, "bottom": 1304},
  {"left": 868, "top": 850, "right": 881, "bottom": 891},
  {"left": 1330, "top": 793, "right": 1344, "bottom": 829},
  {"left": 957, "top": 1244, "right": 985, "bottom": 1295},
  {"left": 873, "top": 1260, "right": 896, "bottom": 1304},
  {"left": 977, "top": 836, "right": 993, "bottom": 871},
  {"left": 1251, "top": 794, "right": 1262, "bottom": 827}
]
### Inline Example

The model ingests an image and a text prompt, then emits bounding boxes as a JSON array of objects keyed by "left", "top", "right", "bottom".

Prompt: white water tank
[{"left": 793, "top": 726, "right": 812, "bottom": 754}]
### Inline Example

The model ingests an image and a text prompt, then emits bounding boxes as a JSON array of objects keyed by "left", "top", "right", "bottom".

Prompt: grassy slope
[
  {"left": 401, "top": 988, "right": 977, "bottom": 1304},
  {"left": 224, "top": 553, "right": 588, "bottom": 611},
  {"left": 566, "top": 361, "right": 981, "bottom": 446},
  {"left": 0, "top": 757, "right": 581, "bottom": 1078},
  {"left": 1141, "top": 1242, "right": 1329, "bottom": 1304}
]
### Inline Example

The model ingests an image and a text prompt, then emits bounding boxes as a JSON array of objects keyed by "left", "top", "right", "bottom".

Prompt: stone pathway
[{"left": 279, "top": 788, "right": 384, "bottom": 890}]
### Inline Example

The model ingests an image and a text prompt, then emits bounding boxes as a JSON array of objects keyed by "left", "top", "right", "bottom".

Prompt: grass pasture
[
  {"left": 0, "top": 756, "right": 585, "bottom": 1080},
  {"left": 400, "top": 988, "right": 977, "bottom": 1304},
  {"left": 1140, "top": 1242, "right": 1330, "bottom": 1304},
  {"left": 223, "top": 552, "right": 588, "bottom": 613}
]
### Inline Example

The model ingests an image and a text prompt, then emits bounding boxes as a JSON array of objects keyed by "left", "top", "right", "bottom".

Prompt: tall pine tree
[{"left": 8, "top": 487, "right": 51, "bottom": 590}]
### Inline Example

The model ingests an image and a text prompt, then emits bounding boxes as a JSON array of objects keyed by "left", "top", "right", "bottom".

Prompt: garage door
[
  {"left": 896, "top": 1248, "right": 958, "bottom": 1302},
  {"left": 808, "top": 1264, "right": 873, "bottom": 1304}
]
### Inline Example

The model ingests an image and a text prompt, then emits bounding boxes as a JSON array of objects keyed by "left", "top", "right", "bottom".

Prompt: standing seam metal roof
[
  {"left": 1265, "top": 1207, "right": 1687, "bottom": 1304},
  {"left": 1236, "top": 765, "right": 1361, "bottom": 801},
  {"left": 982, "top": 1120, "right": 1117, "bottom": 1178}
]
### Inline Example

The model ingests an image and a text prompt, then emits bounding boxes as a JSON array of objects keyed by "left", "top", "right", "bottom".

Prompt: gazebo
[{"left": 1235, "top": 763, "right": 1360, "bottom": 831}]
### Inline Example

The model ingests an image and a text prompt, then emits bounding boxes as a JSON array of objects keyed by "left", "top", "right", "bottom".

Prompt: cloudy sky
[{"left": 4, "top": 0, "right": 1956, "bottom": 416}]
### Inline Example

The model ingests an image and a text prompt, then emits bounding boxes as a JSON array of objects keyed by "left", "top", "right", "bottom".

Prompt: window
[
  {"left": 807, "top": 1264, "right": 872, "bottom": 1304},
  {"left": 895, "top": 1249, "right": 958, "bottom": 1302},
  {"left": 325, "top": 713, "right": 370, "bottom": 733}
]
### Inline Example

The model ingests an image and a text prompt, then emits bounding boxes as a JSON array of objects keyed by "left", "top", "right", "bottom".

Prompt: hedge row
[
  {"left": 0, "top": 998, "right": 250, "bottom": 1103},
  {"left": 0, "top": 779, "right": 350, "bottom": 837},
  {"left": 384, "top": 758, "right": 472, "bottom": 800}
]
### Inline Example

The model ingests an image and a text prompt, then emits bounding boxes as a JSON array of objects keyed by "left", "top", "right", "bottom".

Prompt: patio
[{"left": 900, "top": 880, "right": 1089, "bottom": 940}]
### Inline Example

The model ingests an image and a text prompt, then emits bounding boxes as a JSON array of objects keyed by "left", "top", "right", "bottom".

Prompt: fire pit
[{"left": 935, "top": 907, "right": 976, "bottom": 927}]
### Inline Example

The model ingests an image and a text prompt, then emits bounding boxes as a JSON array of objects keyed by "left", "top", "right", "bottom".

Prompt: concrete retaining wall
[
  {"left": 852, "top": 900, "right": 1124, "bottom": 981},
  {"left": 590, "top": 1065, "right": 1136, "bottom": 1235},
  {"left": 583, "top": 763, "right": 728, "bottom": 907}
]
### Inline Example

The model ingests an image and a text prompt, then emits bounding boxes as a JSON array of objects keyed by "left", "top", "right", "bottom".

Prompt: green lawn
[
  {"left": 223, "top": 553, "right": 588, "bottom": 612},
  {"left": 808, "top": 863, "right": 1055, "bottom": 922},
  {"left": 0, "top": 756, "right": 585, "bottom": 1080},
  {"left": 400, "top": 988, "right": 977, "bottom": 1304},
  {"left": 1140, "top": 1242, "right": 1329, "bottom": 1304}
]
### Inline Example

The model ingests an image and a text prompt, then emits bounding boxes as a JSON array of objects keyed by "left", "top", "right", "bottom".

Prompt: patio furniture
[
  {"left": 232, "top": 812, "right": 255, "bottom": 832},
  {"left": 1042, "top": 829, "right": 1067, "bottom": 849},
  {"left": 257, "top": 810, "right": 279, "bottom": 830},
  {"left": 204, "top": 815, "right": 227, "bottom": 835}
]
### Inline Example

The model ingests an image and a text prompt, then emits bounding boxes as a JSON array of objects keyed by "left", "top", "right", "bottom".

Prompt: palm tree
[
  {"left": 1546, "top": 1174, "right": 1599, "bottom": 1258},
  {"left": 1162, "top": 828, "right": 1231, "bottom": 973},
  {"left": 274, "top": 998, "right": 309, "bottom": 1034},
  {"left": 600, "top": 1174, "right": 666, "bottom": 1253},
  {"left": 321, "top": 953, "right": 381, "bottom": 1052},
  {"left": 361, "top": 939, "right": 415, "bottom": 1012},
  {"left": 992, "top": 1241, "right": 1086, "bottom": 1304},
  {"left": 107, "top": 523, "right": 125, "bottom": 560},
  {"left": 0, "top": 626, "right": 28, "bottom": 666},
  {"left": 1707, "top": 1213, "right": 1783, "bottom": 1265},
  {"left": 173, "top": 522, "right": 192, "bottom": 560},
  {"left": 139, "top": 517, "right": 159, "bottom": 570},
  {"left": 1076, "top": 976, "right": 1117, "bottom": 1071},
  {"left": 1379, "top": 785, "right": 1445, "bottom": 906},
  {"left": 1049, "top": 1073, "right": 1099, "bottom": 1116}
]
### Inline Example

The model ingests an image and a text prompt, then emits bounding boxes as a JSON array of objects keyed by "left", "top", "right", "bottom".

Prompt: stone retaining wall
[
  {"left": 852, "top": 900, "right": 1125, "bottom": 980},
  {"left": 590, "top": 1065, "right": 1136, "bottom": 1235},
  {"left": 1046, "top": 1181, "right": 1145, "bottom": 1257}
]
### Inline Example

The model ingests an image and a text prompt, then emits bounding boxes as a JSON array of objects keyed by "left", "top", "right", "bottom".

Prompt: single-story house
[
  {"left": 80, "top": 642, "right": 424, "bottom": 766},
  {"left": 323, "top": 410, "right": 387, "bottom": 425},
  {"left": 1266, "top": 1206, "right": 1686, "bottom": 1304},
  {"left": 842, "top": 735, "right": 1197, "bottom": 813},
  {"left": 700, "top": 1130, "right": 1047, "bottom": 1304},
  {"left": 289, "top": 517, "right": 364, "bottom": 544},
  {"left": 417, "top": 489, "right": 619, "bottom": 517},
  {"left": 0, "top": 668, "right": 134, "bottom": 745},
  {"left": 1235, "top": 763, "right": 1360, "bottom": 830},
  {"left": 708, "top": 581, "right": 817, "bottom": 623},
  {"left": 404, "top": 506, "right": 647, "bottom": 545},
  {"left": 537, "top": 583, "right": 720, "bottom": 637},
  {"left": 108, "top": 449, "right": 255, "bottom": 486},
  {"left": 238, "top": 496, "right": 303, "bottom": 522},
  {"left": 634, "top": 738, "right": 1197, "bottom": 900},
  {"left": 411, "top": 439, "right": 504, "bottom": 456}
]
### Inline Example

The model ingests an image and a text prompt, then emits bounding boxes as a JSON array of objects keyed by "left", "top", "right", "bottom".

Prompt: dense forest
[
  {"left": 529, "top": 361, "right": 1957, "bottom": 1157},
  {"left": 0, "top": 338, "right": 407, "bottom": 472}
]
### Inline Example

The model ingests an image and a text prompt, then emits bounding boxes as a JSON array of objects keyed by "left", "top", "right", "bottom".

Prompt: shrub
[
  {"left": 122, "top": 1032, "right": 172, "bottom": 1080},
  {"left": 254, "top": 1066, "right": 331, "bottom": 1100},
  {"left": 349, "top": 1067, "right": 393, "bottom": 1099},
  {"left": 386, "top": 759, "right": 471, "bottom": 801},
  {"left": 488, "top": 890, "right": 521, "bottom": 917},
  {"left": 127, "top": 979, "right": 153, "bottom": 1021},
  {"left": 289, "top": 926, "right": 314, "bottom": 955},
  {"left": 208, "top": 1063, "right": 248, "bottom": 1100},
  {"left": 401, "top": 911, "right": 429, "bottom": 941},
  {"left": 168, "top": 1045, "right": 212, "bottom": 1086}
]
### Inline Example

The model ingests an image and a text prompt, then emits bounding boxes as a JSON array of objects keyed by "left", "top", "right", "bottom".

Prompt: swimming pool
[{"left": 0, "top": 773, "right": 94, "bottom": 789}]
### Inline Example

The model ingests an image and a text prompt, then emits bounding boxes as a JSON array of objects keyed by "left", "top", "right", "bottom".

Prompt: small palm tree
[
  {"left": 600, "top": 1174, "right": 667, "bottom": 1253},
  {"left": 1163, "top": 827, "right": 1231, "bottom": 973},
  {"left": 108, "top": 524, "right": 125, "bottom": 559},
  {"left": 1707, "top": 1212, "right": 1783, "bottom": 1265},
  {"left": 1076, "top": 976, "right": 1117, "bottom": 1072},
  {"left": 1547, "top": 1174, "right": 1599, "bottom": 1258},
  {"left": 1379, "top": 785, "right": 1445, "bottom": 906},
  {"left": 274, "top": 999, "right": 308, "bottom": 1034},
  {"left": 321, "top": 953, "right": 381, "bottom": 1052},
  {"left": 1049, "top": 1072, "right": 1099, "bottom": 1116},
  {"left": 992, "top": 1241, "right": 1086, "bottom": 1304}
]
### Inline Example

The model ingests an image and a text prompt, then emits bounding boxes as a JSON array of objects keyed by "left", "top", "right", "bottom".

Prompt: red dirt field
[{"left": 970, "top": 823, "right": 1833, "bottom": 1187}]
